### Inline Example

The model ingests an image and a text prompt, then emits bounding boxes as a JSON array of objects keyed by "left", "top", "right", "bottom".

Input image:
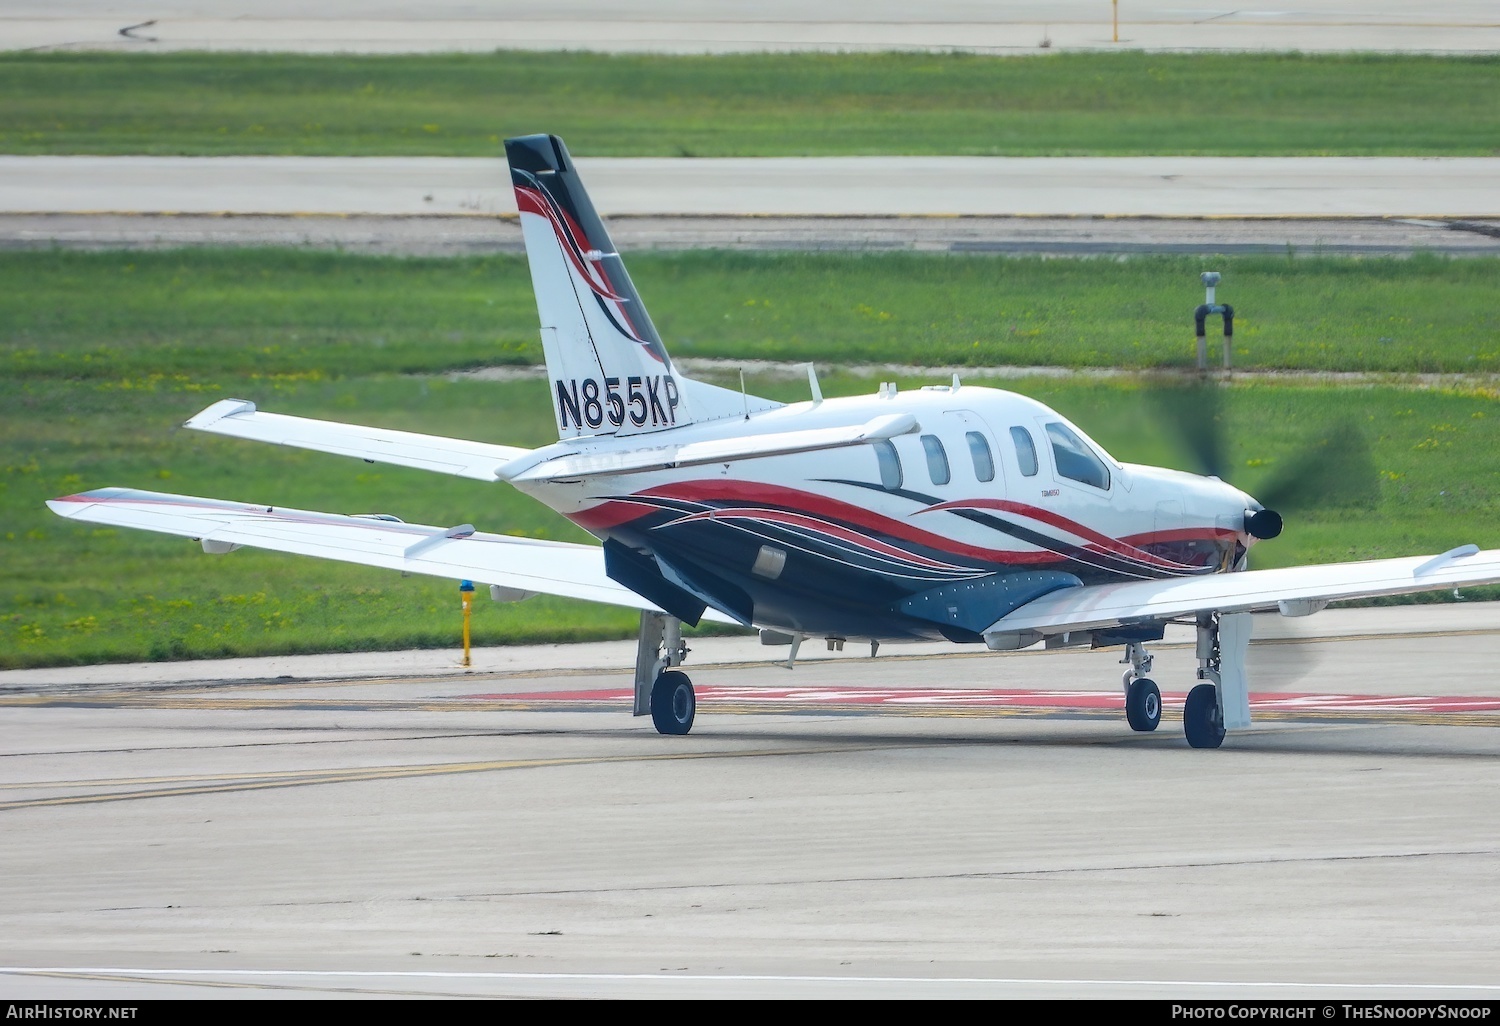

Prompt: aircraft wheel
[
  {"left": 1183, "top": 682, "right": 1226, "bottom": 749},
  {"left": 650, "top": 670, "right": 696, "bottom": 735},
  {"left": 1125, "top": 678, "right": 1162, "bottom": 732}
]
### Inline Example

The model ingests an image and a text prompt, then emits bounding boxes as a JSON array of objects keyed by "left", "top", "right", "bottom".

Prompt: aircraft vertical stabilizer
[{"left": 507, "top": 134, "right": 776, "bottom": 439}]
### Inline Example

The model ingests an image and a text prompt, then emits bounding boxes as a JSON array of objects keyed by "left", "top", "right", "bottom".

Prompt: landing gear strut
[
  {"left": 1121, "top": 642, "right": 1161, "bottom": 732},
  {"left": 634, "top": 611, "right": 695, "bottom": 735}
]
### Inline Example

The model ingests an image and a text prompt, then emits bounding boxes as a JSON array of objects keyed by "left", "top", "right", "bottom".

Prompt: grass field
[
  {"left": 6, "top": 249, "right": 1500, "bottom": 379},
  {"left": 3, "top": 51, "right": 1499, "bottom": 157},
  {"left": 4, "top": 246, "right": 1498, "bottom": 668},
  {"left": 5, "top": 370, "right": 1499, "bottom": 670}
]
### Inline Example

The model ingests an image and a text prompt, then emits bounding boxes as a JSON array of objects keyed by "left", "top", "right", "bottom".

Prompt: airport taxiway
[
  {"left": 2, "top": 603, "right": 1499, "bottom": 999},
  {"left": 5, "top": 154, "right": 1499, "bottom": 256},
  {"left": 7, "top": 155, "right": 1499, "bottom": 219},
  {"left": 8, "top": 1, "right": 1499, "bottom": 55}
]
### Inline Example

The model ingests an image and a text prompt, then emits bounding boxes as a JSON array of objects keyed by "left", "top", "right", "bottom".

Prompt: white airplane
[{"left": 48, "top": 134, "right": 1500, "bottom": 748}]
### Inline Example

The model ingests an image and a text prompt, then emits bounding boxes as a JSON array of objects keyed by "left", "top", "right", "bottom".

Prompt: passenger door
[{"left": 945, "top": 410, "right": 1005, "bottom": 493}]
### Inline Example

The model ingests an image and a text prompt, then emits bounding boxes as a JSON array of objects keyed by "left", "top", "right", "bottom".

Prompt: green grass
[
  {"left": 1, "top": 375, "right": 643, "bottom": 669},
  {"left": 3, "top": 50, "right": 1499, "bottom": 156},
  {"left": 5, "top": 249, "right": 1499, "bottom": 379},
  {"left": 4, "top": 246, "right": 1499, "bottom": 668},
  {"left": 4, "top": 370, "right": 1498, "bottom": 669}
]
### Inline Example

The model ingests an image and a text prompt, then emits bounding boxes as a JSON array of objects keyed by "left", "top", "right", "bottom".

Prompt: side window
[
  {"left": 1010, "top": 426, "right": 1039, "bottom": 477},
  {"left": 873, "top": 439, "right": 903, "bottom": 491},
  {"left": 966, "top": 431, "right": 995, "bottom": 483},
  {"left": 920, "top": 434, "right": 950, "bottom": 486},
  {"left": 1045, "top": 421, "right": 1111, "bottom": 490}
]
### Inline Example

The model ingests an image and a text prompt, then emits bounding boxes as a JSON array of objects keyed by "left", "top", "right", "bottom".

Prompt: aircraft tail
[{"left": 506, "top": 134, "right": 775, "bottom": 439}]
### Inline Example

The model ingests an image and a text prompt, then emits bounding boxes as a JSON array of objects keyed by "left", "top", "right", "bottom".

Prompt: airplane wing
[
  {"left": 47, "top": 487, "right": 735, "bottom": 623},
  {"left": 505, "top": 413, "right": 918, "bottom": 483},
  {"left": 186, "top": 399, "right": 531, "bottom": 482},
  {"left": 987, "top": 545, "right": 1500, "bottom": 643}
]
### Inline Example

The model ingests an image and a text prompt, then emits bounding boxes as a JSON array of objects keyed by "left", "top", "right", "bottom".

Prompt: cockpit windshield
[{"left": 1044, "top": 421, "right": 1111, "bottom": 490}]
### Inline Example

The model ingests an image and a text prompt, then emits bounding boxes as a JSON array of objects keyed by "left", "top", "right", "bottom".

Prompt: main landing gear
[
  {"left": 1121, "top": 642, "right": 1162, "bottom": 733},
  {"left": 635, "top": 611, "right": 695, "bottom": 735},
  {"left": 1122, "top": 612, "right": 1248, "bottom": 749},
  {"left": 1183, "top": 682, "right": 1225, "bottom": 750}
]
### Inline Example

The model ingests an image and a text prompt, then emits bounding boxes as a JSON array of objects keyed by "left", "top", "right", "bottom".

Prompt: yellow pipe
[{"left": 460, "top": 581, "right": 474, "bottom": 668}]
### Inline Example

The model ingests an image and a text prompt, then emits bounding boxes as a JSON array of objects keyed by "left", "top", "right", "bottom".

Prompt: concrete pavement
[
  {"left": 8, "top": 1, "right": 1500, "bottom": 54},
  {"left": 2, "top": 600, "right": 1499, "bottom": 999},
  {"left": 4, "top": 600, "right": 1496, "bottom": 693},
  {"left": 6, "top": 155, "right": 1500, "bottom": 218}
]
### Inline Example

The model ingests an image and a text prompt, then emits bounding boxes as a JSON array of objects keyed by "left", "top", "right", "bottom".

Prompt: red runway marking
[{"left": 461, "top": 686, "right": 1500, "bottom": 715}]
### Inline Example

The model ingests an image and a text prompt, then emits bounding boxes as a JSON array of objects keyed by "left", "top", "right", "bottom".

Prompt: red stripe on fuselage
[
  {"left": 567, "top": 480, "right": 1213, "bottom": 573},
  {"left": 923, "top": 497, "right": 1216, "bottom": 571}
]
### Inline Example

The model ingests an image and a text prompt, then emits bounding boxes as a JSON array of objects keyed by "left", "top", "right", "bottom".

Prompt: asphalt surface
[
  {"left": 10, "top": 1, "right": 1500, "bottom": 53},
  {"left": 2, "top": 603, "right": 1499, "bottom": 999}
]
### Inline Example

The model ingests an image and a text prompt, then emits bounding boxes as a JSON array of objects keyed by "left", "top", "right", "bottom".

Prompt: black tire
[
  {"left": 1183, "top": 682, "right": 1226, "bottom": 749},
  {"left": 650, "top": 670, "right": 696, "bottom": 735},
  {"left": 1126, "top": 678, "right": 1162, "bottom": 732}
]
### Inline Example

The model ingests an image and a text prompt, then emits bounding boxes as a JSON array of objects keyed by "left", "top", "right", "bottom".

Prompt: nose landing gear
[{"left": 1121, "top": 642, "right": 1161, "bottom": 732}]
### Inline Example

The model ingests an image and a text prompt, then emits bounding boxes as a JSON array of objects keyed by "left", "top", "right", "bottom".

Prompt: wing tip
[
  {"left": 185, "top": 397, "right": 256, "bottom": 430},
  {"left": 47, "top": 486, "right": 142, "bottom": 516},
  {"left": 47, "top": 493, "right": 96, "bottom": 516}
]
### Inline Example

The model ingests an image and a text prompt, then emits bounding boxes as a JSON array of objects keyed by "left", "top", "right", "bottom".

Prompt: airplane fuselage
[{"left": 518, "top": 383, "right": 1259, "bottom": 641}]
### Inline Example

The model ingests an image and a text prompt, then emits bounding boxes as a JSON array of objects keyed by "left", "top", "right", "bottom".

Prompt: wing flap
[
  {"left": 987, "top": 547, "right": 1500, "bottom": 639},
  {"left": 186, "top": 399, "right": 531, "bottom": 482},
  {"left": 508, "top": 412, "right": 917, "bottom": 482},
  {"left": 48, "top": 487, "right": 733, "bottom": 621}
]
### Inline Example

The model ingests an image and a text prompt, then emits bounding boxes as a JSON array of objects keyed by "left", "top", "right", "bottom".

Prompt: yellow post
[
  {"left": 459, "top": 580, "right": 475, "bottom": 668},
  {"left": 1113, "top": 0, "right": 1119, "bottom": 43}
]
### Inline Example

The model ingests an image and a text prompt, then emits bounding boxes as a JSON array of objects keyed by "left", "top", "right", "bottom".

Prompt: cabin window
[
  {"left": 966, "top": 431, "right": 995, "bottom": 483},
  {"left": 1045, "top": 421, "right": 1111, "bottom": 490},
  {"left": 873, "top": 440, "right": 903, "bottom": 491},
  {"left": 920, "top": 434, "right": 950, "bottom": 486},
  {"left": 1010, "top": 426, "right": 1039, "bottom": 477}
]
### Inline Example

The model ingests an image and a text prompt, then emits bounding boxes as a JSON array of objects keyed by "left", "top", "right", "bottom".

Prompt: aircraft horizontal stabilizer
[
  {"left": 186, "top": 399, "right": 532, "bottom": 482},
  {"left": 986, "top": 547, "right": 1500, "bottom": 644},
  {"left": 47, "top": 487, "right": 733, "bottom": 622},
  {"left": 505, "top": 413, "right": 918, "bottom": 483}
]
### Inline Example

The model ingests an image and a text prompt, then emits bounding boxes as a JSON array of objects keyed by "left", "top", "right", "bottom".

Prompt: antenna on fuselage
[
  {"left": 739, "top": 368, "right": 750, "bottom": 421},
  {"left": 807, "top": 363, "right": 824, "bottom": 404}
]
